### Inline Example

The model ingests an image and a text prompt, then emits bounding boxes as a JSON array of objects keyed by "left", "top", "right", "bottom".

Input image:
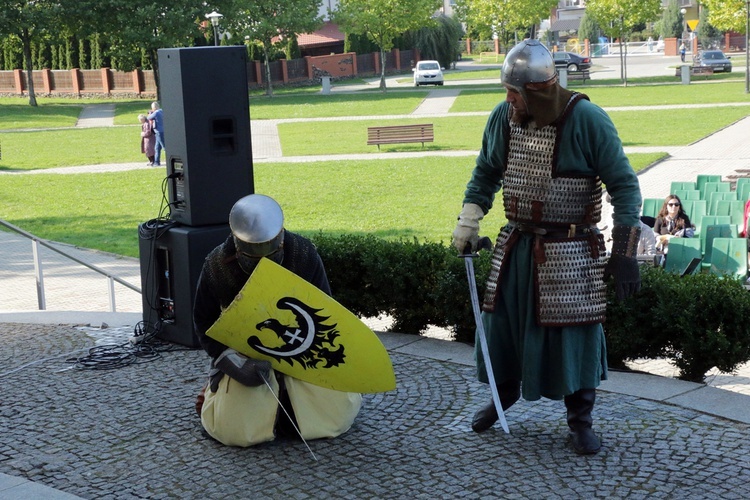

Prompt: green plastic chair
[
  {"left": 687, "top": 200, "right": 707, "bottom": 235},
  {"left": 735, "top": 177, "right": 750, "bottom": 191},
  {"left": 708, "top": 190, "right": 738, "bottom": 215},
  {"left": 664, "top": 238, "right": 702, "bottom": 275},
  {"left": 701, "top": 223, "right": 735, "bottom": 269},
  {"left": 670, "top": 181, "right": 697, "bottom": 194},
  {"left": 696, "top": 174, "right": 722, "bottom": 197},
  {"left": 708, "top": 237, "right": 748, "bottom": 279},
  {"left": 715, "top": 199, "right": 746, "bottom": 228},
  {"left": 699, "top": 217, "right": 732, "bottom": 253},
  {"left": 642, "top": 198, "right": 663, "bottom": 219},
  {"left": 674, "top": 189, "right": 701, "bottom": 201},
  {"left": 739, "top": 182, "right": 750, "bottom": 203},
  {"left": 701, "top": 181, "right": 731, "bottom": 201}
]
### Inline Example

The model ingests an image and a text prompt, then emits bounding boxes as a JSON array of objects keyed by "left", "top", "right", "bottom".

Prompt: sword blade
[{"left": 463, "top": 255, "right": 510, "bottom": 434}]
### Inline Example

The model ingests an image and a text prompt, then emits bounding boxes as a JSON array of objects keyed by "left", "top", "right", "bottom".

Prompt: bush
[
  {"left": 312, "top": 233, "right": 490, "bottom": 343},
  {"left": 605, "top": 266, "right": 750, "bottom": 382},
  {"left": 314, "top": 234, "right": 750, "bottom": 381}
]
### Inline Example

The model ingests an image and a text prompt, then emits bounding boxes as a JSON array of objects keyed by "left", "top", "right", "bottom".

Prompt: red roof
[{"left": 297, "top": 22, "right": 345, "bottom": 48}]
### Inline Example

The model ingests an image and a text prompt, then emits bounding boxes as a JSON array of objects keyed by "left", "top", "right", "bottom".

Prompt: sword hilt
[{"left": 461, "top": 236, "right": 492, "bottom": 256}]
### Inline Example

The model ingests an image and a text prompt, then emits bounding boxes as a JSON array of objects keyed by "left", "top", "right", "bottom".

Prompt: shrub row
[{"left": 311, "top": 234, "right": 750, "bottom": 383}]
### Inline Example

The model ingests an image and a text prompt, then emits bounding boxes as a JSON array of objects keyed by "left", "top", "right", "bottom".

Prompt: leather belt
[{"left": 512, "top": 222, "right": 595, "bottom": 239}]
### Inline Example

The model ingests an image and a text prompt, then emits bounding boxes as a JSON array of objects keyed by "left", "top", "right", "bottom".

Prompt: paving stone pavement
[{"left": 1, "top": 321, "right": 750, "bottom": 499}]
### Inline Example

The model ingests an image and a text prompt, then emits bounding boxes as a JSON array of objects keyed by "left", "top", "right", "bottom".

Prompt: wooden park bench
[
  {"left": 567, "top": 69, "right": 590, "bottom": 82},
  {"left": 367, "top": 123, "right": 434, "bottom": 150},
  {"left": 675, "top": 66, "right": 714, "bottom": 78}
]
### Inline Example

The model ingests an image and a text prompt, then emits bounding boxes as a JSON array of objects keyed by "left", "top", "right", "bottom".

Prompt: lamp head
[{"left": 206, "top": 11, "right": 223, "bottom": 27}]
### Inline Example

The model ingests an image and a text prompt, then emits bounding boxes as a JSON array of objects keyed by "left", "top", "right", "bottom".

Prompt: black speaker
[
  {"left": 138, "top": 221, "right": 231, "bottom": 347},
  {"left": 158, "top": 46, "right": 254, "bottom": 227}
]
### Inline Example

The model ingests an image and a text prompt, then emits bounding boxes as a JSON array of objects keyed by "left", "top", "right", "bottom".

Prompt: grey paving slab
[
  {"left": 392, "top": 336, "right": 475, "bottom": 366},
  {"left": 666, "top": 385, "right": 750, "bottom": 424},
  {"left": 0, "top": 473, "right": 83, "bottom": 500},
  {"left": 74, "top": 104, "right": 115, "bottom": 128}
]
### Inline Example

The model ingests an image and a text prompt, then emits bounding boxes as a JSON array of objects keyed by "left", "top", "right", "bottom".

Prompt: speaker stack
[{"left": 138, "top": 46, "right": 254, "bottom": 347}]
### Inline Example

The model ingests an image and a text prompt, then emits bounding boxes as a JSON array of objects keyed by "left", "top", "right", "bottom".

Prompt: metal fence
[{"left": 0, "top": 220, "right": 142, "bottom": 312}]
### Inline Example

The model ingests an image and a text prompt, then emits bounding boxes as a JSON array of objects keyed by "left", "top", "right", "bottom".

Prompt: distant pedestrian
[
  {"left": 138, "top": 114, "right": 155, "bottom": 166},
  {"left": 147, "top": 101, "right": 165, "bottom": 167},
  {"left": 679, "top": 42, "right": 686, "bottom": 63},
  {"left": 647, "top": 36, "right": 654, "bottom": 52}
]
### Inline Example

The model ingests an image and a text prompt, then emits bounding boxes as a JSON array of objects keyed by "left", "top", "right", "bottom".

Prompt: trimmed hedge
[{"left": 311, "top": 233, "right": 750, "bottom": 383}]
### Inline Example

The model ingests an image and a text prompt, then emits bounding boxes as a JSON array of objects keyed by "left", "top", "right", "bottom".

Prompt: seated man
[{"left": 193, "top": 194, "right": 362, "bottom": 447}]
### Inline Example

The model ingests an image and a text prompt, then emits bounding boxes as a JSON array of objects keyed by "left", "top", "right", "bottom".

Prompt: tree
[
  {"left": 578, "top": 12, "right": 602, "bottom": 46},
  {"left": 661, "top": 0, "right": 684, "bottom": 40},
  {"left": 333, "top": 0, "right": 441, "bottom": 91},
  {"left": 697, "top": 6, "right": 722, "bottom": 50},
  {"left": 85, "top": 0, "right": 228, "bottom": 101},
  {"left": 454, "top": 0, "right": 558, "bottom": 47},
  {"left": 701, "top": 0, "right": 748, "bottom": 35},
  {"left": 227, "top": 0, "right": 323, "bottom": 97},
  {"left": 405, "top": 14, "right": 464, "bottom": 69},
  {"left": 0, "top": 0, "right": 63, "bottom": 106},
  {"left": 585, "top": 0, "right": 661, "bottom": 86}
]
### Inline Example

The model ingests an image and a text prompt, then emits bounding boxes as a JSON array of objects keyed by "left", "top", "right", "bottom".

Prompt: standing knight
[{"left": 452, "top": 40, "right": 642, "bottom": 454}]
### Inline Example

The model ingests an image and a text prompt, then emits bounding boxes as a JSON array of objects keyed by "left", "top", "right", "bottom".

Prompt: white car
[{"left": 413, "top": 60, "right": 444, "bottom": 86}]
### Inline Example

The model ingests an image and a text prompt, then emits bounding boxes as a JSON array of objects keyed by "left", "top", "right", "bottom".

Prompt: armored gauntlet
[{"left": 604, "top": 225, "right": 641, "bottom": 301}]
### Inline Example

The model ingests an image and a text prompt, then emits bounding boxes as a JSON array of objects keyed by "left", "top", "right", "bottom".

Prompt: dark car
[
  {"left": 553, "top": 51, "right": 592, "bottom": 72},
  {"left": 696, "top": 50, "right": 732, "bottom": 72}
]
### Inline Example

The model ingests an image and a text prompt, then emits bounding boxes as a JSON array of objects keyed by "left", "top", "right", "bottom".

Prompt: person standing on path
[
  {"left": 138, "top": 114, "right": 156, "bottom": 166},
  {"left": 147, "top": 101, "right": 165, "bottom": 167},
  {"left": 451, "top": 39, "right": 642, "bottom": 455}
]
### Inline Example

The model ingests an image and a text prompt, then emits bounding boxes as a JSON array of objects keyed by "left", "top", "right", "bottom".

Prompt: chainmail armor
[{"left": 535, "top": 235, "right": 608, "bottom": 326}]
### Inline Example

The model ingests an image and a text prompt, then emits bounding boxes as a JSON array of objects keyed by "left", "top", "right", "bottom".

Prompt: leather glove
[
  {"left": 605, "top": 225, "right": 642, "bottom": 301},
  {"left": 452, "top": 203, "right": 484, "bottom": 253},
  {"left": 214, "top": 348, "right": 272, "bottom": 387}
]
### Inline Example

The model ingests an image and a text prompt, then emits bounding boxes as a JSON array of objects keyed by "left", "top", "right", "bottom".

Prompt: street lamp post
[
  {"left": 206, "top": 11, "right": 223, "bottom": 46},
  {"left": 680, "top": 8, "right": 687, "bottom": 41}
]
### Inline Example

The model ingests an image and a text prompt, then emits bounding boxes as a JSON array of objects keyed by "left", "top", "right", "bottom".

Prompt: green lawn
[
  {"left": 278, "top": 107, "right": 749, "bottom": 156},
  {"left": 0, "top": 153, "right": 661, "bottom": 258},
  {"left": 451, "top": 82, "right": 750, "bottom": 112},
  {"left": 0, "top": 80, "right": 747, "bottom": 258}
]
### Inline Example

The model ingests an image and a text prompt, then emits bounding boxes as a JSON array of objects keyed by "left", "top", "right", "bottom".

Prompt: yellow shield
[{"left": 206, "top": 258, "right": 396, "bottom": 393}]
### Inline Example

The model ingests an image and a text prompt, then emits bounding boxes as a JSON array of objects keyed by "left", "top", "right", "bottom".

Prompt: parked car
[
  {"left": 413, "top": 60, "right": 444, "bottom": 86},
  {"left": 553, "top": 51, "right": 591, "bottom": 72},
  {"left": 695, "top": 50, "right": 732, "bottom": 72}
]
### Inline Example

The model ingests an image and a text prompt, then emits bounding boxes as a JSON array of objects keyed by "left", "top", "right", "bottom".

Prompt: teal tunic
[{"left": 465, "top": 97, "right": 642, "bottom": 401}]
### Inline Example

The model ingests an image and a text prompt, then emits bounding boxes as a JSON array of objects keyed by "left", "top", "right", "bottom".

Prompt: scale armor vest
[
  {"left": 502, "top": 96, "right": 602, "bottom": 226},
  {"left": 483, "top": 97, "right": 608, "bottom": 326}
]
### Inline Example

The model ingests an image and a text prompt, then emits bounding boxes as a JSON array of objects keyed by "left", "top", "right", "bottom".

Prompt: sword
[{"left": 461, "top": 237, "right": 510, "bottom": 434}]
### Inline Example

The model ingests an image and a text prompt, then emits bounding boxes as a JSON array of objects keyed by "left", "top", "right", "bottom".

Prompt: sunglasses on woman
[{"left": 668, "top": 202, "right": 680, "bottom": 207}]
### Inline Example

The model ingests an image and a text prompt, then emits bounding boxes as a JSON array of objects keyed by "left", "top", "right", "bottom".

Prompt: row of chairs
[
  {"left": 665, "top": 234, "right": 747, "bottom": 279},
  {"left": 644, "top": 175, "right": 749, "bottom": 279}
]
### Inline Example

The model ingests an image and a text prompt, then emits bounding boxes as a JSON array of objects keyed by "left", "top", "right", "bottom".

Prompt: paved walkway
[{"left": 2, "top": 79, "right": 750, "bottom": 498}]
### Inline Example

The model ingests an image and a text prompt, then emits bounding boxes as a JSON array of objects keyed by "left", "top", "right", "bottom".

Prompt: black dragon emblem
[{"left": 247, "top": 297, "right": 345, "bottom": 369}]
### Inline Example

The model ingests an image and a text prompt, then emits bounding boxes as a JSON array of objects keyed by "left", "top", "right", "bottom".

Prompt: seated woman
[{"left": 653, "top": 194, "right": 694, "bottom": 252}]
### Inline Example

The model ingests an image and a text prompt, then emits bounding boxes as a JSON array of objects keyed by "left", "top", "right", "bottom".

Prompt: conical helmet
[
  {"left": 229, "top": 194, "right": 285, "bottom": 272},
  {"left": 501, "top": 39, "right": 556, "bottom": 91}
]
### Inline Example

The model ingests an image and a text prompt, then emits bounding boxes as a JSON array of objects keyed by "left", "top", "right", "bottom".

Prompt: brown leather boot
[
  {"left": 564, "top": 388, "right": 602, "bottom": 455},
  {"left": 471, "top": 379, "right": 520, "bottom": 433},
  {"left": 195, "top": 385, "right": 207, "bottom": 417}
]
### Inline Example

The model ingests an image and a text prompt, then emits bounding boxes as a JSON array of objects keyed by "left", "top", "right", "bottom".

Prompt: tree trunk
[
  {"left": 263, "top": 43, "right": 274, "bottom": 97},
  {"left": 22, "top": 29, "right": 37, "bottom": 107},
  {"left": 379, "top": 48, "right": 387, "bottom": 92}
]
